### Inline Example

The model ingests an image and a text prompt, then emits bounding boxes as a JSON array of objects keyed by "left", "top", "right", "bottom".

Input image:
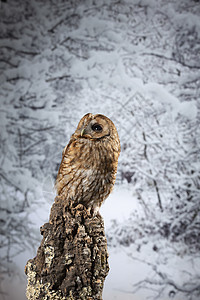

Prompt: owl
[{"left": 55, "top": 113, "right": 120, "bottom": 214}]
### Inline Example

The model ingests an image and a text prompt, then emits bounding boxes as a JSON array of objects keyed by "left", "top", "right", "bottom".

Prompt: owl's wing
[{"left": 55, "top": 138, "right": 75, "bottom": 187}]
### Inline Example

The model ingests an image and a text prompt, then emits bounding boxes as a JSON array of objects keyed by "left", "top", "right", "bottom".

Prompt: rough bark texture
[{"left": 25, "top": 196, "right": 109, "bottom": 300}]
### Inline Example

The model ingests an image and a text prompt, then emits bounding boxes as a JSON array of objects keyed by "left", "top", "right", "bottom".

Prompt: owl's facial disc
[
  {"left": 80, "top": 117, "right": 110, "bottom": 140},
  {"left": 81, "top": 123, "right": 102, "bottom": 136}
]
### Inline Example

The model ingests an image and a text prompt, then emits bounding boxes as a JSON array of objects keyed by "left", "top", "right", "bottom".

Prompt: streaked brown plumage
[{"left": 55, "top": 113, "right": 120, "bottom": 214}]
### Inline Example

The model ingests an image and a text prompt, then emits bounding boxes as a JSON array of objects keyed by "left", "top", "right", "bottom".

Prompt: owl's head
[{"left": 74, "top": 113, "right": 120, "bottom": 150}]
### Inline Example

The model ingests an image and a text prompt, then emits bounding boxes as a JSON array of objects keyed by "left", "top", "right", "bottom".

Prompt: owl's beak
[{"left": 81, "top": 128, "right": 85, "bottom": 137}]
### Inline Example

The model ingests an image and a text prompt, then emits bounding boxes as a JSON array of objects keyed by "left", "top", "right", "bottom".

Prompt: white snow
[
  {"left": 100, "top": 185, "right": 140, "bottom": 229},
  {"left": 145, "top": 82, "right": 197, "bottom": 120}
]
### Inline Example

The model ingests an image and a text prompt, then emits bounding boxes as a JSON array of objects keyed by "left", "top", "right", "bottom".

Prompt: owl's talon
[
  {"left": 92, "top": 206, "right": 100, "bottom": 216},
  {"left": 86, "top": 206, "right": 92, "bottom": 216}
]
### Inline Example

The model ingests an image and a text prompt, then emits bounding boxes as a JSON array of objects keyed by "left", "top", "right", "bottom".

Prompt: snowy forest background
[{"left": 0, "top": 0, "right": 200, "bottom": 299}]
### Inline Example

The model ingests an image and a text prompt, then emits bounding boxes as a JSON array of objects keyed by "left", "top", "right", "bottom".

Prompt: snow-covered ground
[
  {"left": 0, "top": 0, "right": 200, "bottom": 299},
  {"left": 102, "top": 187, "right": 200, "bottom": 300}
]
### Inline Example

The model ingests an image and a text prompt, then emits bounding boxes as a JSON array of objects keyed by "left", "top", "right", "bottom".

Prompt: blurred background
[{"left": 0, "top": 0, "right": 200, "bottom": 299}]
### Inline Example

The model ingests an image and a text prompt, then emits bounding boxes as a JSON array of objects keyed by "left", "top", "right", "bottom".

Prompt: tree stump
[{"left": 25, "top": 197, "right": 109, "bottom": 300}]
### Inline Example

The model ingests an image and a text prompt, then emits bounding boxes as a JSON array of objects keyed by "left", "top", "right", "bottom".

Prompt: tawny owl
[{"left": 55, "top": 113, "right": 120, "bottom": 214}]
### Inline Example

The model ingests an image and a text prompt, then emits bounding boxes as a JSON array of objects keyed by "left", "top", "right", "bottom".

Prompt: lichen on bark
[{"left": 25, "top": 197, "right": 109, "bottom": 300}]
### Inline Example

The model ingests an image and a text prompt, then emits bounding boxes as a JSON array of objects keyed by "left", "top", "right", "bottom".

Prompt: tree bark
[{"left": 25, "top": 196, "right": 109, "bottom": 300}]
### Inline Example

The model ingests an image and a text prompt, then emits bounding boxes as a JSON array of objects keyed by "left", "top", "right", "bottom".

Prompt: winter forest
[{"left": 0, "top": 0, "right": 200, "bottom": 299}]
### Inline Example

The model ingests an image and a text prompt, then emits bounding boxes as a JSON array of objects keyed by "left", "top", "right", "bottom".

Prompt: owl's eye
[{"left": 91, "top": 123, "right": 103, "bottom": 132}]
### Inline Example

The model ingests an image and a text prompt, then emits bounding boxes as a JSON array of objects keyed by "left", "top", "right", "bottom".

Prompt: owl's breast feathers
[{"left": 56, "top": 135, "right": 119, "bottom": 209}]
